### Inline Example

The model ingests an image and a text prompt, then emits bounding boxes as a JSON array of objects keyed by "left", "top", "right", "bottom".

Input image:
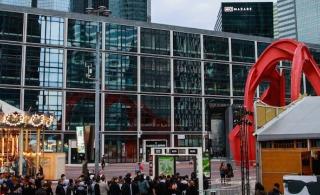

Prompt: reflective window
[
  {"left": 24, "top": 90, "right": 62, "bottom": 130},
  {"left": 231, "top": 39, "right": 255, "bottom": 63},
  {"left": 205, "top": 63, "right": 230, "bottom": 95},
  {"left": 0, "top": 11, "right": 23, "bottom": 41},
  {"left": 106, "top": 23, "right": 137, "bottom": 52},
  {"left": 232, "top": 65, "right": 251, "bottom": 96},
  {"left": 173, "top": 32, "right": 200, "bottom": 58},
  {"left": 203, "top": 35, "right": 229, "bottom": 61},
  {"left": 105, "top": 54, "right": 137, "bottom": 91},
  {"left": 25, "top": 47, "right": 63, "bottom": 88},
  {"left": 65, "top": 92, "right": 95, "bottom": 130},
  {"left": 105, "top": 94, "right": 137, "bottom": 131},
  {"left": 67, "top": 50, "right": 96, "bottom": 89},
  {"left": 104, "top": 135, "right": 137, "bottom": 163},
  {"left": 0, "top": 88, "right": 20, "bottom": 108},
  {"left": 177, "top": 135, "right": 202, "bottom": 147},
  {"left": 175, "top": 97, "right": 202, "bottom": 131},
  {"left": 141, "top": 28, "right": 170, "bottom": 55},
  {"left": 310, "top": 48, "right": 320, "bottom": 64},
  {"left": 141, "top": 57, "right": 170, "bottom": 93},
  {"left": 0, "top": 44, "right": 22, "bottom": 85},
  {"left": 44, "top": 134, "right": 62, "bottom": 152},
  {"left": 141, "top": 95, "right": 170, "bottom": 131},
  {"left": 27, "top": 14, "right": 64, "bottom": 45},
  {"left": 174, "top": 60, "right": 201, "bottom": 94},
  {"left": 68, "top": 19, "right": 100, "bottom": 48},
  {"left": 257, "top": 42, "right": 270, "bottom": 57},
  {"left": 205, "top": 98, "right": 230, "bottom": 157}
]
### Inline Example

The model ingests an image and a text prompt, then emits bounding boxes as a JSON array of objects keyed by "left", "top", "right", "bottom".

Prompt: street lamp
[{"left": 86, "top": 6, "right": 111, "bottom": 175}]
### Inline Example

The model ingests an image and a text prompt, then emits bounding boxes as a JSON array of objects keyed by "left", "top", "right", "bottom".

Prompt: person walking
[{"left": 219, "top": 162, "right": 226, "bottom": 184}]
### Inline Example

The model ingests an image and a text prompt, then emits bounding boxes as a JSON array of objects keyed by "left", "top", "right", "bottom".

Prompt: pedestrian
[
  {"left": 255, "top": 182, "right": 267, "bottom": 195},
  {"left": 108, "top": 177, "right": 121, "bottom": 195},
  {"left": 55, "top": 179, "right": 66, "bottom": 195},
  {"left": 219, "top": 162, "right": 226, "bottom": 184},
  {"left": 98, "top": 175, "right": 109, "bottom": 195},
  {"left": 268, "top": 183, "right": 282, "bottom": 195},
  {"left": 137, "top": 174, "right": 149, "bottom": 195},
  {"left": 226, "top": 163, "right": 234, "bottom": 183},
  {"left": 101, "top": 156, "right": 105, "bottom": 170}
]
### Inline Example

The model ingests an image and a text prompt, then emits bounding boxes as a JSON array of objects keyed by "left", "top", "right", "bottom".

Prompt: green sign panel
[
  {"left": 203, "top": 153, "right": 211, "bottom": 178},
  {"left": 158, "top": 156, "right": 175, "bottom": 176}
]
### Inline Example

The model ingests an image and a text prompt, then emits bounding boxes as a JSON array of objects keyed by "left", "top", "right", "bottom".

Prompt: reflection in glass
[
  {"left": 25, "top": 47, "right": 63, "bottom": 88},
  {"left": 204, "top": 35, "right": 229, "bottom": 61},
  {"left": 105, "top": 54, "right": 137, "bottom": 91},
  {"left": 67, "top": 50, "right": 96, "bottom": 89},
  {"left": 24, "top": 90, "right": 62, "bottom": 130},
  {"left": 174, "top": 60, "right": 201, "bottom": 94},
  {"left": 44, "top": 134, "right": 62, "bottom": 152},
  {"left": 232, "top": 39, "right": 255, "bottom": 63},
  {"left": 175, "top": 97, "right": 202, "bottom": 131},
  {"left": 104, "top": 135, "right": 137, "bottom": 163},
  {"left": 68, "top": 19, "right": 100, "bottom": 48},
  {"left": 257, "top": 42, "right": 270, "bottom": 57},
  {"left": 232, "top": 65, "right": 251, "bottom": 96},
  {"left": 177, "top": 135, "right": 202, "bottom": 147},
  {"left": 65, "top": 92, "right": 95, "bottom": 131},
  {"left": 27, "top": 14, "right": 64, "bottom": 45},
  {"left": 205, "top": 98, "right": 230, "bottom": 157},
  {"left": 141, "top": 28, "right": 170, "bottom": 55},
  {"left": 0, "top": 11, "right": 23, "bottom": 41},
  {"left": 0, "top": 44, "right": 21, "bottom": 85},
  {"left": 0, "top": 88, "right": 20, "bottom": 108},
  {"left": 141, "top": 57, "right": 170, "bottom": 93},
  {"left": 204, "top": 63, "right": 230, "bottom": 95},
  {"left": 105, "top": 94, "right": 137, "bottom": 131},
  {"left": 106, "top": 23, "right": 137, "bottom": 52},
  {"left": 173, "top": 32, "right": 200, "bottom": 58},
  {"left": 141, "top": 96, "right": 170, "bottom": 131}
]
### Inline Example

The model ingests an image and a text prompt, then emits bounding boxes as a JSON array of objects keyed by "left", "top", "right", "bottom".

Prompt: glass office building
[
  {"left": 214, "top": 2, "right": 274, "bottom": 38},
  {"left": 109, "top": 0, "right": 150, "bottom": 22},
  {"left": 275, "top": 0, "right": 320, "bottom": 44},
  {"left": 1, "top": 4, "right": 319, "bottom": 163}
]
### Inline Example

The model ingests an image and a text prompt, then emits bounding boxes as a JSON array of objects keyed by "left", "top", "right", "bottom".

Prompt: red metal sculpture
[{"left": 229, "top": 39, "right": 320, "bottom": 163}]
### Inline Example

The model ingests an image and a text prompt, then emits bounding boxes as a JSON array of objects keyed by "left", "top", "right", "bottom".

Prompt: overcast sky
[{"left": 151, "top": 0, "right": 276, "bottom": 30}]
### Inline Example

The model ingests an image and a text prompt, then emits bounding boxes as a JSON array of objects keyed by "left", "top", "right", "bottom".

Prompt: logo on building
[
  {"left": 224, "top": 7, "right": 234, "bottom": 12},
  {"left": 224, "top": 6, "right": 252, "bottom": 13}
]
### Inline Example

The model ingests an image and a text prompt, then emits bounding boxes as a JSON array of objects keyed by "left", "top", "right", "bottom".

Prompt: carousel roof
[{"left": 0, "top": 100, "right": 54, "bottom": 128}]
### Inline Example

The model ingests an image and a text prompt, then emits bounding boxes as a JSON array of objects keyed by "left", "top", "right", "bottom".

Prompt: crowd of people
[
  {"left": 0, "top": 170, "right": 209, "bottom": 195},
  {"left": 255, "top": 182, "right": 282, "bottom": 195}
]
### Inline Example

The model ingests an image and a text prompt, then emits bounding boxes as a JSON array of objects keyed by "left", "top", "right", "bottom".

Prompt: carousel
[{"left": 0, "top": 100, "right": 54, "bottom": 176}]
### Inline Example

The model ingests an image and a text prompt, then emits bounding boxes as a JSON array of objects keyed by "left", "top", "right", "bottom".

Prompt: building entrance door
[{"left": 143, "top": 140, "right": 167, "bottom": 162}]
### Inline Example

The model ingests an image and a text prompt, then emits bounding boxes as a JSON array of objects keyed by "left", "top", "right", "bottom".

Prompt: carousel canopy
[{"left": 0, "top": 100, "right": 54, "bottom": 128}]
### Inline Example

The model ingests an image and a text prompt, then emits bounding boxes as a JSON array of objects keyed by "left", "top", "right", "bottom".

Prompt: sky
[{"left": 151, "top": 0, "right": 276, "bottom": 30}]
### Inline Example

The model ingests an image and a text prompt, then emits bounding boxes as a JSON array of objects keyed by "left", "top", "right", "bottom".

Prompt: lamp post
[{"left": 86, "top": 6, "right": 111, "bottom": 175}]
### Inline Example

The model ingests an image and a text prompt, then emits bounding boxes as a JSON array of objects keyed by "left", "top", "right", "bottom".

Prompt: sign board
[
  {"left": 158, "top": 156, "right": 175, "bottom": 176},
  {"left": 76, "top": 126, "right": 85, "bottom": 153},
  {"left": 203, "top": 152, "right": 211, "bottom": 178}
]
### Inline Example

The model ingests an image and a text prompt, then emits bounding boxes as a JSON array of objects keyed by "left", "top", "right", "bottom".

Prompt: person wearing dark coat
[
  {"left": 186, "top": 180, "right": 198, "bottom": 195},
  {"left": 156, "top": 176, "right": 168, "bottom": 195},
  {"left": 268, "top": 183, "right": 282, "bottom": 195},
  {"left": 108, "top": 177, "right": 121, "bottom": 195},
  {"left": 55, "top": 179, "right": 66, "bottom": 195},
  {"left": 121, "top": 176, "right": 140, "bottom": 195}
]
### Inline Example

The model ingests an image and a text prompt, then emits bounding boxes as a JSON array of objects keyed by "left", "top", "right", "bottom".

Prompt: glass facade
[
  {"left": 215, "top": 2, "right": 274, "bottom": 38},
  {"left": 109, "top": 0, "right": 151, "bottom": 22},
  {"left": 0, "top": 11, "right": 23, "bottom": 41},
  {"left": 27, "top": 14, "right": 64, "bottom": 45},
  {"left": 106, "top": 24, "right": 137, "bottom": 52},
  {"left": 141, "top": 28, "right": 170, "bottom": 55},
  {"left": 4, "top": 7, "right": 320, "bottom": 163},
  {"left": 141, "top": 57, "right": 170, "bottom": 93},
  {"left": 173, "top": 32, "right": 201, "bottom": 58}
]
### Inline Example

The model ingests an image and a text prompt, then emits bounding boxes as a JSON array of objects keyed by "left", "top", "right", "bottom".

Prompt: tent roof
[
  {"left": 256, "top": 96, "right": 320, "bottom": 141},
  {"left": 0, "top": 100, "right": 24, "bottom": 114}
]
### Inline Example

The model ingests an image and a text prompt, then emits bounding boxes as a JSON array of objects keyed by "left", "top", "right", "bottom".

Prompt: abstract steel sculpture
[{"left": 229, "top": 39, "right": 320, "bottom": 163}]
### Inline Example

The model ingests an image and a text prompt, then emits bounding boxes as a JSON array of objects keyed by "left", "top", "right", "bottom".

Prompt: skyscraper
[
  {"left": 109, "top": 0, "right": 150, "bottom": 22},
  {"left": 214, "top": 2, "right": 274, "bottom": 38},
  {"left": 0, "top": 0, "right": 149, "bottom": 22},
  {"left": 275, "top": 0, "right": 320, "bottom": 44}
]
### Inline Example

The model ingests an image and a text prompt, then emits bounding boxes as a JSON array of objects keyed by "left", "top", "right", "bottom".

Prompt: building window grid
[
  {"left": 105, "top": 23, "right": 137, "bottom": 52},
  {"left": 0, "top": 11, "right": 23, "bottom": 41},
  {"left": 27, "top": 14, "right": 64, "bottom": 45}
]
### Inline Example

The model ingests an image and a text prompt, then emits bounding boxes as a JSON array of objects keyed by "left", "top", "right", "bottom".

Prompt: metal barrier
[{"left": 203, "top": 184, "right": 242, "bottom": 195}]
